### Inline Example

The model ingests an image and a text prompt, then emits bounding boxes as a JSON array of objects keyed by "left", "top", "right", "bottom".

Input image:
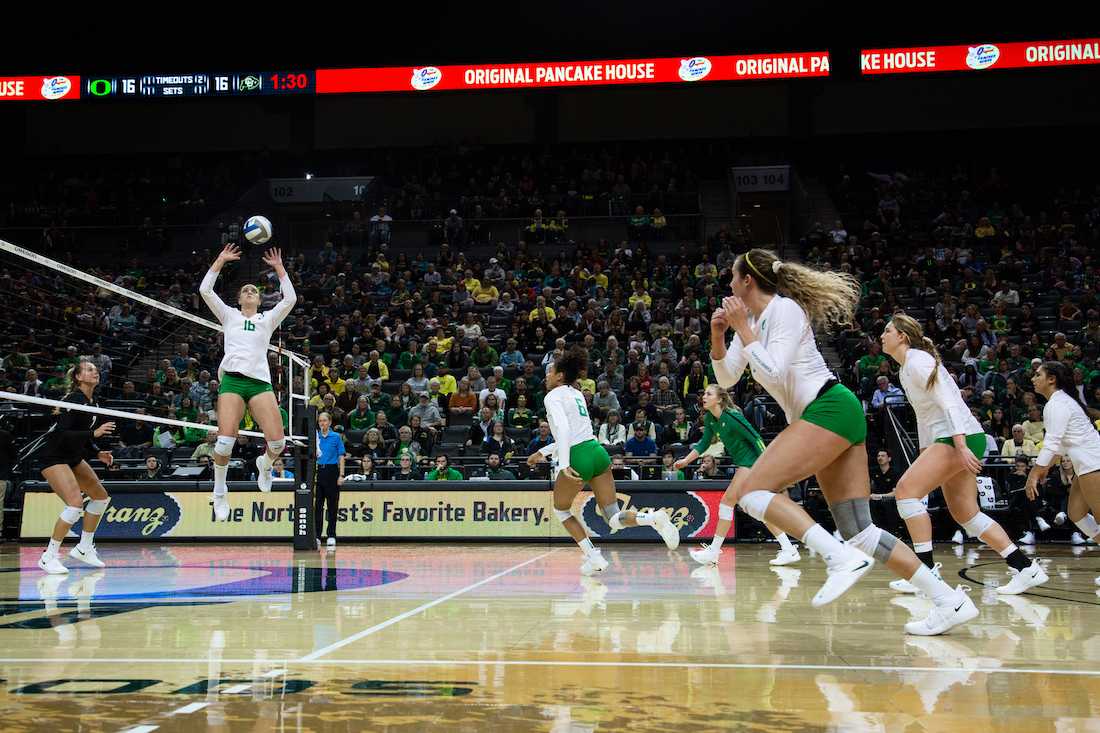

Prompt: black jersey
[{"left": 39, "top": 391, "right": 103, "bottom": 464}]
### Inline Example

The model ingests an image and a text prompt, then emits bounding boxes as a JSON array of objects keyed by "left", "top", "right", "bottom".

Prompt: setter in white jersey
[
  {"left": 199, "top": 244, "right": 297, "bottom": 520},
  {"left": 1027, "top": 362, "right": 1100, "bottom": 590},
  {"left": 881, "top": 315, "right": 1047, "bottom": 596}
]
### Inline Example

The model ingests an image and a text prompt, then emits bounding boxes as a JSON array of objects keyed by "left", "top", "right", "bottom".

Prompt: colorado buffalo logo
[{"left": 579, "top": 491, "right": 708, "bottom": 539}]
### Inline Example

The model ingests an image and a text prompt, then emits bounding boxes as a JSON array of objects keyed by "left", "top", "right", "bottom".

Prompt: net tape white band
[
  {"left": 0, "top": 239, "right": 311, "bottom": 388},
  {"left": 0, "top": 391, "right": 307, "bottom": 443}
]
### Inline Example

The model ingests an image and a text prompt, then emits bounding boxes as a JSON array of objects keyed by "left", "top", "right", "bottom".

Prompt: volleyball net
[{"left": 0, "top": 238, "right": 312, "bottom": 450}]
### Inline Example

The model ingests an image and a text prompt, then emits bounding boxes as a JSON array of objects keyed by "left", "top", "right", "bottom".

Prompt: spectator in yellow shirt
[
  {"left": 528, "top": 296, "right": 556, "bottom": 322},
  {"left": 472, "top": 282, "right": 499, "bottom": 305},
  {"left": 628, "top": 285, "right": 652, "bottom": 309},
  {"left": 435, "top": 364, "right": 458, "bottom": 396},
  {"left": 1000, "top": 424, "right": 1039, "bottom": 458}
]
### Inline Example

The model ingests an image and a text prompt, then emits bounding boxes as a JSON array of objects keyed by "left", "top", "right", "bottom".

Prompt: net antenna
[{"left": 0, "top": 238, "right": 311, "bottom": 442}]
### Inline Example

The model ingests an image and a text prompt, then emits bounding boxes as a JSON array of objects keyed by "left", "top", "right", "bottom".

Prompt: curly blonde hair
[{"left": 736, "top": 248, "right": 860, "bottom": 331}]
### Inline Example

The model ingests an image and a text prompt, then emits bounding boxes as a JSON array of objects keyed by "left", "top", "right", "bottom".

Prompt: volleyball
[{"left": 243, "top": 215, "right": 273, "bottom": 245}]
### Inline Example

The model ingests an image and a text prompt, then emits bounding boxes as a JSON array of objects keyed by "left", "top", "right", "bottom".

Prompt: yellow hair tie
[{"left": 745, "top": 255, "right": 776, "bottom": 287}]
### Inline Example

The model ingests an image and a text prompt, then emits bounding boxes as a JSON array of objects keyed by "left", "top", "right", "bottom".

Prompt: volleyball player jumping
[
  {"left": 880, "top": 315, "right": 1048, "bottom": 595},
  {"left": 34, "top": 361, "right": 115, "bottom": 574},
  {"left": 676, "top": 383, "right": 801, "bottom": 567},
  {"left": 200, "top": 244, "right": 297, "bottom": 520},
  {"left": 527, "top": 346, "right": 680, "bottom": 575},
  {"left": 710, "top": 248, "right": 975, "bottom": 635}
]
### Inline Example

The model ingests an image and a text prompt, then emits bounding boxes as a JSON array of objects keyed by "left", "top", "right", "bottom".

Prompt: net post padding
[
  {"left": 292, "top": 405, "right": 318, "bottom": 550},
  {"left": 0, "top": 238, "right": 311, "bottom": 432}
]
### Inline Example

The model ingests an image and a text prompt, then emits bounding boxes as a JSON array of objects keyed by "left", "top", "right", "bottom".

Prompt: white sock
[
  {"left": 633, "top": 511, "right": 656, "bottom": 527},
  {"left": 46, "top": 539, "right": 61, "bottom": 555},
  {"left": 214, "top": 463, "right": 229, "bottom": 495},
  {"left": 913, "top": 541, "right": 933, "bottom": 554},
  {"left": 998, "top": 543, "right": 1019, "bottom": 558},
  {"left": 1074, "top": 513, "right": 1100, "bottom": 542},
  {"left": 801, "top": 524, "right": 850, "bottom": 567},
  {"left": 775, "top": 532, "right": 794, "bottom": 552},
  {"left": 79, "top": 531, "right": 95, "bottom": 549},
  {"left": 578, "top": 538, "right": 597, "bottom": 555},
  {"left": 909, "top": 564, "right": 956, "bottom": 605},
  {"left": 710, "top": 534, "right": 726, "bottom": 551}
]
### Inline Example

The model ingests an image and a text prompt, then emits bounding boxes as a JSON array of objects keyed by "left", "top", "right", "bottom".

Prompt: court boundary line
[
  {"left": 297, "top": 549, "right": 559, "bottom": 661},
  {"left": 2, "top": 658, "right": 1100, "bottom": 677}
]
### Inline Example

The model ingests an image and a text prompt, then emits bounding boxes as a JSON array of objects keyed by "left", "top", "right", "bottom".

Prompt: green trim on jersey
[{"left": 694, "top": 408, "right": 766, "bottom": 468}]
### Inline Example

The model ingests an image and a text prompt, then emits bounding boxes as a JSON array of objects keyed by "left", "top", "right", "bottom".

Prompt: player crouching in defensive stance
[{"left": 528, "top": 346, "right": 680, "bottom": 574}]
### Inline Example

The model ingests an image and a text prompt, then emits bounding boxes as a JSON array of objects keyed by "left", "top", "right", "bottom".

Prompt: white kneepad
[
  {"left": 59, "top": 505, "right": 83, "bottom": 525},
  {"left": 961, "top": 511, "right": 995, "bottom": 538},
  {"left": 84, "top": 497, "right": 111, "bottom": 515},
  {"left": 738, "top": 490, "right": 775, "bottom": 522},
  {"left": 214, "top": 435, "right": 236, "bottom": 457},
  {"left": 266, "top": 438, "right": 286, "bottom": 455},
  {"left": 718, "top": 503, "right": 735, "bottom": 522},
  {"left": 895, "top": 498, "right": 927, "bottom": 520},
  {"left": 553, "top": 508, "right": 573, "bottom": 523},
  {"left": 847, "top": 524, "right": 883, "bottom": 557}
]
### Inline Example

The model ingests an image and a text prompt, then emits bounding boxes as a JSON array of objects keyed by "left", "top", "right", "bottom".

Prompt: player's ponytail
[{"left": 890, "top": 314, "right": 943, "bottom": 390}]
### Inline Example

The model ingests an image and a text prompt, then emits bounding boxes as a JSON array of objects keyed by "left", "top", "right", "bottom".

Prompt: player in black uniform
[{"left": 34, "top": 360, "right": 115, "bottom": 574}]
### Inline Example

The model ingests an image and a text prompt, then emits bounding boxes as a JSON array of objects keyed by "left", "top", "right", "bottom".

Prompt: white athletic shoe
[
  {"left": 1054, "top": 512, "right": 1068, "bottom": 526},
  {"left": 996, "top": 560, "right": 1049, "bottom": 595},
  {"left": 812, "top": 553, "right": 874, "bottom": 608},
  {"left": 1095, "top": 576, "right": 1100, "bottom": 587},
  {"left": 890, "top": 562, "right": 942, "bottom": 594},
  {"left": 904, "top": 586, "right": 978, "bottom": 636},
  {"left": 68, "top": 544, "right": 105, "bottom": 568},
  {"left": 213, "top": 492, "right": 230, "bottom": 521},
  {"left": 951, "top": 530, "right": 965, "bottom": 545},
  {"left": 646, "top": 510, "right": 680, "bottom": 550},
  {"left": 770, "top": 548, "right": 801, "bottom": 566},
  {"left": 1036, "top": 516, "right": 1051, "bottom": 532},
  {"left": 1017, "top": 531, "right": 1036, "bottom": 545},
  {"left": 256, "top": 455, "right": 273, "bottom": 493},
  {"left": 689, "top": 543, "right": 722, "bottom": 566},
  {"left": 326, "top": 537, "right": 336, "bottom": 548},
  {"left": 580, "top": 550, "right": 609, "bottom": 576},
  {"left": 1071, "top": 532, "right": 1087, "bottom": 545},
  {"left": 38, "top": 553, "right": 69, "bottom": 575}
]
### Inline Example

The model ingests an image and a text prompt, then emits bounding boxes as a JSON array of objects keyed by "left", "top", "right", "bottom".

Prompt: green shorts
[
  {"left": 935, "top": 433, "right": 987, "bottom": 461},
  {"left": 568, "top": 440, "right": 612, "bottom": 482},
  {"left": 801, "top": 383, "right": 867, "bottom": 446},
  {"left": 220, "top": 372, "right": 274, "bottom": 403}
]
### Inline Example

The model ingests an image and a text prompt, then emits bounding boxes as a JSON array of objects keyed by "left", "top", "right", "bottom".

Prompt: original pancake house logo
[
  {"left": 580, "top": 491, "right": 708, "bottom": 539},
  {"left": 92, "top": 493, "right": 182, "bottom": 538}
]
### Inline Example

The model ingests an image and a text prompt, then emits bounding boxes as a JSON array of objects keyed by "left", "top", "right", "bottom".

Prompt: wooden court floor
[{"left": 0, "top": 541, "right": 1098, "bottom": 732}]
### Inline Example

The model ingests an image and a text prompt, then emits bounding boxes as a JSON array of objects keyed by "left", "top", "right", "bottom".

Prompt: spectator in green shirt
[
  {"left": 397, "top": 339, "right": 424, "bottom": 370},
  {"left": 425, "top": 454, "right": 463, "bottom": 481},
  {"left": 858, "top": 341, "right": 888, "bottom": 383},
  {"left": 346, "top": 396, "right": 375, "bottom": 431},
  {"left": 471, "top": 337, "right": 499, "bottom": 369}
]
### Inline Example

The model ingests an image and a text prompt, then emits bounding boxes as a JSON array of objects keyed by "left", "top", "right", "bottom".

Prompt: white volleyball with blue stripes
[{"left": 243, "top": 215, "right": 273, "bottom": 245}]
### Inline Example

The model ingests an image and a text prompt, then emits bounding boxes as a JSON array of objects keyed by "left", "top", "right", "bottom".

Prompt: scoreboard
[{"left": 83, "top": 70, "right": 316, "bottom": 98}]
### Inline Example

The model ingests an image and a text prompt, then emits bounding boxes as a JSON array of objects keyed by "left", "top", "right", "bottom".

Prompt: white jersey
[
  {"left": 1036, "top": 391, "right": 1100, "bottom": 475},
  {"left": 539, "top": 385, "right": 595, "bottom": 471},
  {"left": 711, "top": 295, "right": 834, "bottom": 424},
  {"left": 200, "top": 269, "right": 297, "bottom": 385},
  {"left": 898, "top": 348, "right": 982, "bottom": 448}
]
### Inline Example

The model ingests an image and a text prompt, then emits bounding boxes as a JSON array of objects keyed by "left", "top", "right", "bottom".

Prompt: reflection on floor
[{"left": 1, "top": 541, "right": 1098, "bottom": 731}]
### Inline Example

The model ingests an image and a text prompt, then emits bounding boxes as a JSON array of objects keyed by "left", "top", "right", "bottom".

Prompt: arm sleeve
[
  {"left": 1036, "top": 402, "right": 1067, "bottom": 467},
  {"left": 743, "top": 306, "right": 801, "bottom": 382},
  {"left": 266, "top": 275, "right": 297, "bottom": 329},
  {"left": 712, "top": 333, "right": 749, "bottom": 388},
  {"left": 542, "top": 395, "right": 572, "bottom": 471},
  {"left": 693, "top": 421, "right": 714, "bottom": 455},
  {"left": 199, "top": 269, "right": 231, "bottom": 324}
]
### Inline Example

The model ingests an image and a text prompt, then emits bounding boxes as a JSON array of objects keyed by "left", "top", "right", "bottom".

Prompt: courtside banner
[
  {"left": 861, "top": 38, "right": 1100, "bottom": 75},
  {"left": 317, "top": 52, "right": 829, "bottom": 94},
  {"left": 20, "top": 489, "right": 727, "bottom": 541},
  {"left": 0, "top": 75, "right": 80, "bottom": 101}
]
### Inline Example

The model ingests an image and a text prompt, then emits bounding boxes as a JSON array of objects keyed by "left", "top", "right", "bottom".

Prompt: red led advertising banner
[
  {"left": 861, "top": 38, "right": 1100, "bottom": 75},
  {"left": 0, "top": 75, "right": 80, "bottom": 101},
  {"left": 317, "top": 51, "right": 830, "bottom": 94}
]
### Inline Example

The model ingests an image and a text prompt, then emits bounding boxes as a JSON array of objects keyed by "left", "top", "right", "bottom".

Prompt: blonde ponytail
[
  {"left": 736, "top": 248, "right": 860, "bottom": 331},
  {"left": 890, "top": 314, "right": 942, "bottom": 390},
  {"left": 921, "top": 336, "right": 943, "bottom": 390}
]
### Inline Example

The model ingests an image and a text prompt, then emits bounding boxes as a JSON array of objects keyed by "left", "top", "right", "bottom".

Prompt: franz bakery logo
[
  {"left": 410, "top": 66, "right": 443, "bottom": 90},
  {"left": 40, "top": 76, "right": 73, "bottom": 100},
  {"left": 92, "top": 493, "right": 182, "bottom": 538},
  {"left": 966, "top": 45, "right": 1000, "bottom": 70},
  {"left": 581, "top": 492, "right": 707, "bottom": 539},
  {"left": 678, "top": 57, "right": 712, "bottom": 82}
]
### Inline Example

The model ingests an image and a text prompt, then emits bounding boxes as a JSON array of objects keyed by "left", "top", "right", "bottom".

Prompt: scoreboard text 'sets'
[{"left": 83, "top": 71, "right": 315, "bottom": 99}]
